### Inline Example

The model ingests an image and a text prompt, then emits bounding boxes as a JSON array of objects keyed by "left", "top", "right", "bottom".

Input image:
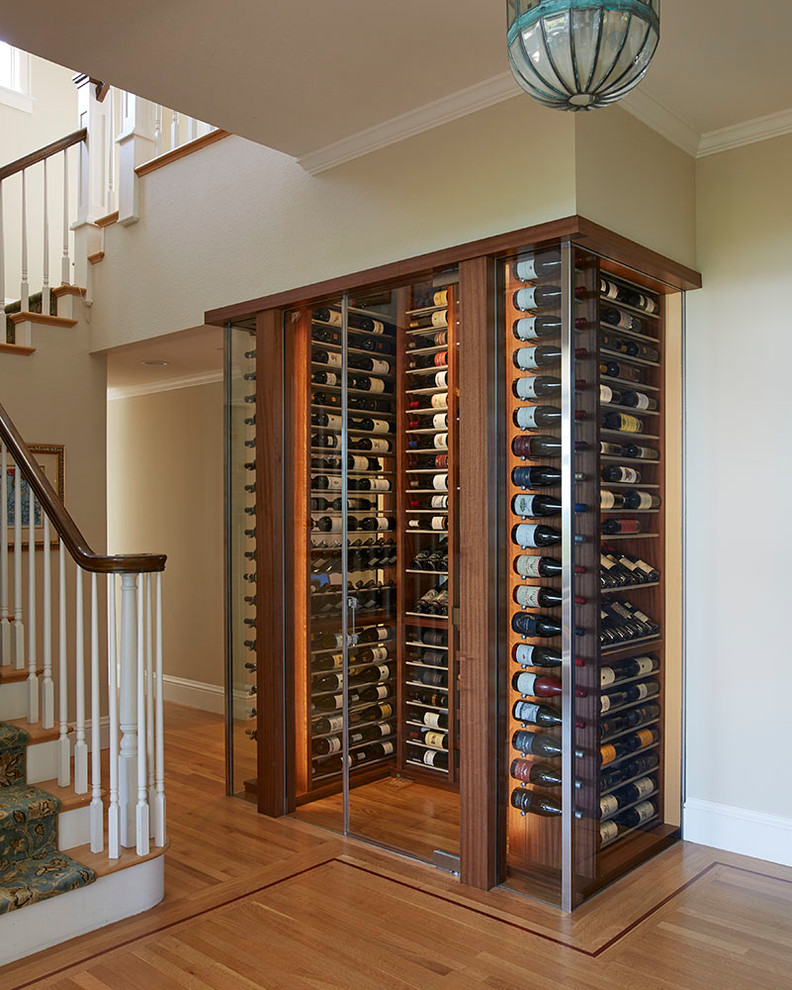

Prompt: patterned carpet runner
[{"left": 0, "top": 721, "right": 96, "bottom": 915}]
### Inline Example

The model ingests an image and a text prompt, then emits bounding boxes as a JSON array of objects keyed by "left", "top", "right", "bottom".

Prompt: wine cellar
[{"left": 214, "top": 216, "right": 699, "bottom": 910}]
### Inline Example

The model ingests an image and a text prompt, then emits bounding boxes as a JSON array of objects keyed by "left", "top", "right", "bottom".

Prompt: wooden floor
[
  {"left": 295, "top": 775, "right": 461, "bottom": 861},
  {"left": 2, "top": 705, "right": 792, "bottom": 989}
]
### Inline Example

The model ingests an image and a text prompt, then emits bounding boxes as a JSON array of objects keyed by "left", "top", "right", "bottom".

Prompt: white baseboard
[
  {"left": 162, "top": 674, "right": 224, "bottom": 714},
  {"left": 684, "top": 798, "right": 792, "bottom": 867}
]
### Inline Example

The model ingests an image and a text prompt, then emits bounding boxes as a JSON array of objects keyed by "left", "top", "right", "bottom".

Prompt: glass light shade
[{"left": 507, "top": 0, "right": 660, "bottom": 111}]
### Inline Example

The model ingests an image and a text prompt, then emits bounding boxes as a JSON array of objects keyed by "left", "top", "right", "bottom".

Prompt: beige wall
[
  {"left": 574, "top": 106, "right": 697, "bottom": 270},
  {"left": 0, "top": 55, "right": 78, "bottom": 298},
  {"left": 686, "top": 134, "right": 792, "bottom": 827},
  {"left": 107, "top": 382, "right": 224, "bottom": 689},
  {"left": 89, "top": 96, "right": 577, "bottom": 349}
]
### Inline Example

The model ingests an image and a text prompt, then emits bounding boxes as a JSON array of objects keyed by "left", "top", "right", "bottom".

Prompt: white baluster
[
  {"left": 153, "top": 105, "right": 162, "bottom": 156},
  {"left": 27, "top": 486, "right": 38, "bottom": 723},
  {"left": 41, "top": 158, "right": 50, "bottom": 315},
  {"left": 118, "top": 572, "right": 138, "bottom": 847},
  {"left": 145, "top": 573, "right": 155, "bottom": 821},
  {"left": 136, "top": 573, "right": 149, "bottom": 855},
  {"left": 13, "top": 462, "right": 24, "bottom": 667},
  {"left": 74, "top": 566, "right": 87, "bottom": 793},
  {"left": 187, "top": 117, "right": 197, "bottom": 142},
  {"left": 170, "top": 110, "right": 179, "bottom": 151},
  {"left": 154, "top": 571, "right": 166, "bottom": 846},
  {"left": 90, "top": 572, "right": 103, "bottom": 852},
  {"left": 41, "top": 514, "right": 54, "bottom": 727},
  {"left": 106, "top": 89, "right": 115, "bottom": 214},
  {"left": 0, "top": 443, "right": 9, "bottom": 665},
  {"left": 61, "top": 148, "right": 70, "bottom": 285},
  {"left": 107, "top": 573, "right": 120, "bottom": 858},
  {"left": 20, "top": 169, "right": 28, "bottom": 311},
  {"left": 57, "top": 539, "right": 69, "bottom": 785}
]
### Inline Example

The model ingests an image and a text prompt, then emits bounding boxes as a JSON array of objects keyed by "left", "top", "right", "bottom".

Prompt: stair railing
[
  {"left": 0, "top": 129, "right": 86, "bottom": 345},
  {"left": 0, "top": 399, "right": 167, "bottom": 859}
]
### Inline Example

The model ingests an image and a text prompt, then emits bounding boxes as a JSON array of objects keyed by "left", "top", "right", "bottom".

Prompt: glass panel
[
  {"left": 225, "top": 321, "right": 258, "bottom": 799},
  {"left": 345, "top": 275, "right": 461, "bottom": 865},
  {"left": 290, "top": 298, "right": 347, "bottom": 835}
]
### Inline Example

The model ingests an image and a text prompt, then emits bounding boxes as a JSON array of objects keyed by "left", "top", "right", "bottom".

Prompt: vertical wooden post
[
  {"left": 27, "top": 486, "right": 38, "bottom": 722},
  {"left": 107, "top": 573, "right": 120, "bottom": 858},
  {"left": 458, "top": 256, "right": 500, "bottom": 890},
  {"left": 255, "top": 308, "right": 288, "bottom": 816}
]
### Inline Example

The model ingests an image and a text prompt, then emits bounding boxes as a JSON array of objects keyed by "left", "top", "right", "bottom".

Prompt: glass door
[{"left": 288, "top": 284, "right": 461, "bottom": 868}]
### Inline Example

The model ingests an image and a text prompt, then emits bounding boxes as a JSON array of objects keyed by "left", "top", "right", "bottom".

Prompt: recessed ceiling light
[{"left": 142, "top": 359, "right": 169, "bottom": 366}]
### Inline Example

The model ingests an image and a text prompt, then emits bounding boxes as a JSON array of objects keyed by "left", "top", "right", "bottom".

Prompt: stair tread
[
  {"left": 5, "top": 717, "right": 59, "bottom": 744},
  {"left": 0, "top": 666, "right": 44, "bottom": 685},
  {"left": 68, "top": 836, "right": 169, "bottom": 878},
  {"left": 36, "top": 778, "right": 98, "bottom": 811},
  {"left": 0, "top": 850, "right": 96, "bottom": 914}
]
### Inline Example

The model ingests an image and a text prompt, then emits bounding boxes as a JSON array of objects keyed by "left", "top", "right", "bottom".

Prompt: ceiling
[
  {"left": 105, "top": 325, "right": 223, "bottom": 394},
  {"left": 2, "top": 1, "right": 792, "bottom": 161}
]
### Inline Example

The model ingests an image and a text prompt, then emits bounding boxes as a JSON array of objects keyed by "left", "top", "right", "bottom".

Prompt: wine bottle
[
  {"left": 511, "top": 671, "right": 562, "bottom": 697},
  {"left": 512, "top": 643, "right": 565, "bottom": 668},
  {"left": 512, "top": 435, "right": 588, "bottom": 459},
  {"left": 600, "top": 752, "right": 660, "bottom": 791},
  {"left": 511, "top": 613, "right": 561, "bottom": 638},
  {"left": 603, "top": 412, "right": 644, "bottom": 434},
  {"left": 600, "top": 277, "right": 658, "bottom": 315},
  {"left": 512, "top": 523, "right": 561, "bottom": 548},
  {"left": 621, "top": 443, "right": 659, "bottom": 460},
  {"left": 601, "top": 519, "right": 641, "bottom": 535},
  {"left": 599, "top": 360, "right": 643, "bottom": 383},
  {"left": 601, "top": 679, "right": 660, "bottom": 713},
  {"left": 514, "top": 251, "right": 561, "bottom": 281},
  {"left": 619, "top": 389, "right": 658, "bottom": 411},
  {"left": 510, "top": 759, "right": 562, "bottom": 786},
  {"left": 512, "top": 700, "right": 561, "bottom": 726},
  {"left": 514, "top": 405, "right": 563, "bottom": 429},
  {"left": 510, "top": 788, "right": 562, "bottom": 817},
  {"left": 513, "top": 345, "right": 587, "bottom": 370},
  {"left": 601, "top": 465, "right": 641, "bottom": 484},
  {"left": 623, "top": 491, "right": 661, "bottom": 510},
  {"left": 511, "top": 729, "right": 584, "bottom": 759},
  {"left": 514, "top": 554, "right": 583, "bottom": 579},
  {"left": 600, "top": 490, "right": 626, "bottom": 510},
  {"left": 511, "top": 374, "right": 560, "bottom": 399},
  {"left": 615, "top": 799, "right": 657, "bottom": 829}
]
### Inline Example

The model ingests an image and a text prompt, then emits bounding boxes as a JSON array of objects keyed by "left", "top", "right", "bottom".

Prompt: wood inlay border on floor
[{"left": 11, "top": 855, "right": 791, "bottom": 989}]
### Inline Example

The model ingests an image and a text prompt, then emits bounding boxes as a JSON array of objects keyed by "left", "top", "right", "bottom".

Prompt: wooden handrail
[
  {"left": 0, "top": 400, "right": 166, "bottom": 574},
  {"left": 0, "top": 128, "right": 87, "bottom": 183}
]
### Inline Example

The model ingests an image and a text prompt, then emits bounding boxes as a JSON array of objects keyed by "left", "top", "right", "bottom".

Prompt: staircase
[{"left": 0, "top": 401, "right": 169, "bottom": 965}]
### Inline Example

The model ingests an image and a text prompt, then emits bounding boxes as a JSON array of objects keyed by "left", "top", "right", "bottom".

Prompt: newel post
[
  {"left": 72, "top": 74, "right": 107, "bottom": 288},
  {"left": 115, "top": 92, "right": 156, "bottom": 226}
]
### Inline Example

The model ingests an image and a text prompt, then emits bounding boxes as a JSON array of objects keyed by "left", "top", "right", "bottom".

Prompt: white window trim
[{"left": 0, "top": 82, "right": 34, "bottom": 114}]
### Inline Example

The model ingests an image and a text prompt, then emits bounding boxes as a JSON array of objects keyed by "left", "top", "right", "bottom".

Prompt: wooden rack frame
[{"left": 211, "top": 215, "right": 700, "bottom": 901}]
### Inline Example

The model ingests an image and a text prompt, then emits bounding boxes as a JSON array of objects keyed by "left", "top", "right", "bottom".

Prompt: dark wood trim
[
  {"left": 0, "top": 399, "right": 166, "bottom": 574},
  {"left": 574, "top": 218, "right": 702, "bottom": 291},
  {"left": 255, "top": 309, "right": 288, "bottom": 816},
  {"left": 0, "top": 129, "right": 87, "bottom": 182},
  {"left": 205, "top": 216, "right": 701, "bottom": 326},
  {"left": 458, "top": 256, "right": 499, "bottom": 889},
  {"left": 135, "top": 130, "right": 231, "bottom": 177},
  {"left": 205, "top": 218, "right": 582, "bottom": 325},
  {"left": 95, "top": 210, "right": 119, "bottom": 228}
]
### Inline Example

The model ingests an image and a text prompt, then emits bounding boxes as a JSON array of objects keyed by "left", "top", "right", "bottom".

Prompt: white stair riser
[
  {"left": 0, "top": 680, "right": 27, "bottom": 721},
  {"left": 58, "top": 805, "right": 90, "bottom": 851},
  {"left": 25, "top": 739, "right": 59, "bottom": 783},
  {"left": 0, "top": 856, "right": 164, "bottom": 966}
]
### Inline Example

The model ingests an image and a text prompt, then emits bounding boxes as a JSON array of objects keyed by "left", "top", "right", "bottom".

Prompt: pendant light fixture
[{"left": 507, "top": 0, "right": 660, "bottom": 111}]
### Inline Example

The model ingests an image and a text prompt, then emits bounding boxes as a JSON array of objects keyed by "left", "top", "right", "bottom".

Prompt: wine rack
[
  {"left": 293, "top": 304, "right": 401, "bottom": 797},
  {"left": 220, "top": 215, "right": 694, "bottom": 903},
  {"left": 241, "top": 338, "right": 258, "bottom": 753},
  {"left": 399, "top": 281, "right": 460, "bottom": 783},
  {"left": 501, "top": 246, "right": 673, "bottom": 906}
]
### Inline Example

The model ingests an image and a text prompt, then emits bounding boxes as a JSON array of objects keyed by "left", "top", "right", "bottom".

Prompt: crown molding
[
  {"left": 697, "top": 106, "right": 792, "bottom": 158},
  {"left": 620, "top": 88, "right": 701, "bottom": 157},
  {"left": 298, "top": 73, "right": 522, "bottom": 175},
  {"left": 108, "top": 369, "right": 222, "bottom": 400}
]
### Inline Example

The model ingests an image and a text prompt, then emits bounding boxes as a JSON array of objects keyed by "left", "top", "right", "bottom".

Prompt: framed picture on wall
[{"left": 5, "top": 443, "right": 65, "bottom": 549}]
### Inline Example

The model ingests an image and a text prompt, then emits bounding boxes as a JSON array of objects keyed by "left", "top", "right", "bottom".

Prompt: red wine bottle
[
  {"left": 511, "top": 671, "right": 562, "bottom": 697},
  {"left": 512, "top": 700, "right": 561, "bottom": 726},
  {"left": 510, "top": 788, "right": 562, "bottom": 816},
  {"left": 512, "top": 644, "right": 561, "bottom": 667},
  {"left": 510, "top": 758, "right": 562, "bottom": 786}
]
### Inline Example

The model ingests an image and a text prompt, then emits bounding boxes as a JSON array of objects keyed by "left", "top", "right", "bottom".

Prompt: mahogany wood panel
[
  {"left": 255, "top": 308, "right": 288, "bottom": 816},
  {"left": 458, "top": 256, "right": 499, "bottom": 890},
  {"left": 205, "top": 215, "right": 700, "bottom": 327}
]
